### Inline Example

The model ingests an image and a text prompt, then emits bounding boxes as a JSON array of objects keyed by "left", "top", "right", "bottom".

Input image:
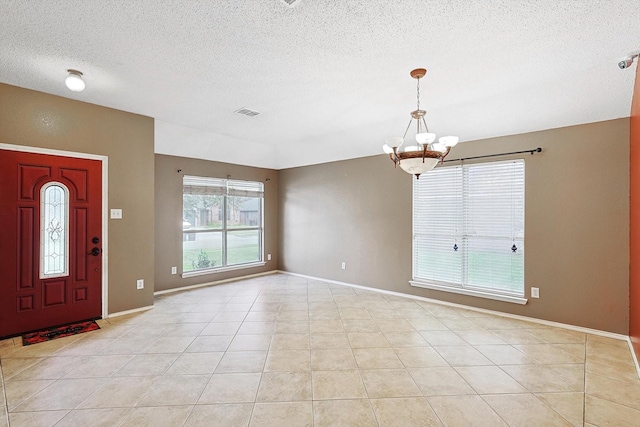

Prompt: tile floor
[{"left": 1, "top": 273, "right": 639, "bottom": 426}]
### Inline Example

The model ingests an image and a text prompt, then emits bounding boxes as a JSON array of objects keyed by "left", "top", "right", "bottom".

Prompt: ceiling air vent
[
  {"left": 235, "top": 107, "right": 260, "bottom": 117},
  {"left": 279, "top": 0, "right": 301, "bottom": 7}
]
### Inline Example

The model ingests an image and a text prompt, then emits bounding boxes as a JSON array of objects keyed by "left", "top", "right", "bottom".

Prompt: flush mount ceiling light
[
  {"left": 65, "top": 69, "right": 85, "bottom": 92},
  {"left": 383, "top": 68, "right": 458, "bottom": 179}
]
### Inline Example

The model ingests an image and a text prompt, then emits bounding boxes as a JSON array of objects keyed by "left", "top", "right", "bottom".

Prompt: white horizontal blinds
[
  {"left": 463, "top": 160, "right": 524, "bottom": 294},
  {"left": 183, "top": 177, "right": 264, "bottom": 197},
  {"left": 227, "top": 180, "right": 264, "bottom": 197},
  {"left": 413, "top": 166, "right": 463, "bottom": 285},
  {"left": 183, "top": 175, "right": 226, "bottom": 195},
  {"left": 413, "top": 160, "right": 525, "bottom": 296}
]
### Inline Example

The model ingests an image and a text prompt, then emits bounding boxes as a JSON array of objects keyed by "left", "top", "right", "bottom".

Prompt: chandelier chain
[{"left": 416, "top": 78, "right": 420, "bottom": 110}]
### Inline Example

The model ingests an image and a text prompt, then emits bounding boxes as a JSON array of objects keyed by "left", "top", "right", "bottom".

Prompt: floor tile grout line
[
  {"left": 365, "top": 397, "right": 381, "bottom": 427},
  {"left": 475, "top": 393, "right": 519, "bottom": 427},
  {"left": 307, "top": 282, "right": 316, "bottom": 427},
  {"left": 347, "top": 284, "right": 410, "bottom": 426},
  {"left": 249, "top": 285, "right": 270, "bottom": 408},
  {"left": 531, "top": 392, "right": 580, "bottom": 426},
  {"left": 4, "top": 367, "right": 66, "bottom": 413},
  {"left": 422, "top": 396, "right": 447, "bottom": 427},
  {"left": 339, "top": 282, "right": 379, "bottom": 426},
  {"left": 581, "top": 372, "right": 640, "bottom": 412}
]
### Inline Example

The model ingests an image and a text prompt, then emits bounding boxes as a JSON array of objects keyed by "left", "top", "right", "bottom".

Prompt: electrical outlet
[
  {"left": 171, "top": 266, "right": 177, "bottom": 275},
  {"left": 341, "top": 262, "right": 346, "bottom": 270},
  {"left": 267, "top": 254, "right": 272, "bottom": 261},
  {"left": 136, "top": 279, "right": 144, "bottom": 290},
  {"left": 531, "top": 287, "right": 539, "bottom": 298}
]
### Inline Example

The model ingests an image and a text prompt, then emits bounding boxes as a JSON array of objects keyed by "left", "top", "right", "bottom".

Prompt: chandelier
[{"left": 383, "top": 68, "right": 459, "bottom": 178}]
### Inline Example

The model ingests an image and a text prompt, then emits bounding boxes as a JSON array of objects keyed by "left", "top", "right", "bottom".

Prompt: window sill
[
  {"left": 182, "top": 262, "right": 266, "bottom": 278},
  {"left": 409, "top": 280, "right": 528, "bottom": 305}
]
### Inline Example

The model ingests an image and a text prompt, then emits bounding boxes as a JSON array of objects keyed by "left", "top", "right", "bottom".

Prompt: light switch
[{"left": 110, "top": 209, "right": 123, "bottom": 219}]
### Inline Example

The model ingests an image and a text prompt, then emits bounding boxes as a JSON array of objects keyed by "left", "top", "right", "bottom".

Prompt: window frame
[
  {"left": 181, "top": 176, "right": 265, "bottom": 277},
  {"left": 410, "top": 159, "right": 527, "bottom": 305}
]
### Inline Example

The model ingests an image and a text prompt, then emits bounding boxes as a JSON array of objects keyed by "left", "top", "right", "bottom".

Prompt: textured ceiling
[{"left": 1, "top": 1, "right": 639, "bottom": 169}]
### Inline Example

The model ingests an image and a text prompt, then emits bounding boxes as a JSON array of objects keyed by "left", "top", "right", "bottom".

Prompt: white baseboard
[
  {"left": 107, "top": 305, "right": 154, "bottom": 318},
  {"left": 154, "top": 270, "right": 278, "bottom": 296}
]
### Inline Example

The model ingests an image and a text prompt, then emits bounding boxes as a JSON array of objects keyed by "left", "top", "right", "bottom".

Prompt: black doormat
[{"left": 22, "top": 320, "right": 100, "bottom": 346}]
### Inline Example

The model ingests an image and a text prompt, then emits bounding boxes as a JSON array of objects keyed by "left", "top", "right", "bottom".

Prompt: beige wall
[
  {"left": 154, "top": 154, "right": 279, "bottom": 292},
  {"left": 279, "top": 119, "right": 630, "bottom": 334},
  {"left": 0, "top": 83, "right": 155, "bottom": 314}
]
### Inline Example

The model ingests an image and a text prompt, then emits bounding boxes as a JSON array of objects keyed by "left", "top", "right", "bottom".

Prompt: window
[
  {"left": 412, "top": 160, "right": 525, "bottom": 302},
  {"left": 182, "top": 176, "right": 264, "bottom": 275},
  {"left": 40, "top": 182, "right": 70, "bottom": 278}
]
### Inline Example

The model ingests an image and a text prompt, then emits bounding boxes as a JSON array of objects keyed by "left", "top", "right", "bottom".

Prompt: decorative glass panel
[{"left": 40, "top": 183, "right": 70, "bottom": 278}]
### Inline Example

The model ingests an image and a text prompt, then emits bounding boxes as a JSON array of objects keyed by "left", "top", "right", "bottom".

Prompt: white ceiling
[{"left": 1, "top": 1, "right": 639, "bottom": 169}]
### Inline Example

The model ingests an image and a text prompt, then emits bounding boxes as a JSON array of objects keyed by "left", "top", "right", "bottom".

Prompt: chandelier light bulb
[
  {"left": 65, "top": 69, "right": 85, "bottom": 92},
  {"left": 431, "top": 142, "right": 447, "bottom": 153},
  {"left": 386, "top": 136, "right": 404, "bottom": 148},
  {"left": 382, "top": 144, "right": 394, "bottom": 154},
  {"left": 415, "top": 132, "right": 436, "bottom": 145},
  {"left": 439, "top": 136, "right": 459, "bottom": 147}
]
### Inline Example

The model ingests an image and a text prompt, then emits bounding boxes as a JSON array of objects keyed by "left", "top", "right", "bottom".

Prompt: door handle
[{"left": 89, "top": 247, "right": 101, "bottom": 256}]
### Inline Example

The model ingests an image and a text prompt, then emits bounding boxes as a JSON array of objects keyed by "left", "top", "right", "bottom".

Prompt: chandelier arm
[
  {"left": 402, "top": 118, "right": 413, "bottom": 140},
  {"left": 388, "top": 152, "right": 398, "bottom": 167},
  {"left": 440, "top": 146, "right": 452, "bottom": 163},
  {"left": 391, "top": 147, "right": 399, "bottom": 167},
  {"left": 421, "top": 116, "right": 430, "bottom": 134}
]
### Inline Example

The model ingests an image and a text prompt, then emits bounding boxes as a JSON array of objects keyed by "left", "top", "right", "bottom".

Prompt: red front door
[{"left": 0, "top": 149, "right": 102, "bottom": 338}]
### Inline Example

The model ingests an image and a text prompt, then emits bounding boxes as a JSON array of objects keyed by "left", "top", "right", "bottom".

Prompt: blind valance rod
[{"left": 443, "top": 147, "right": 542, "bottom": 163}]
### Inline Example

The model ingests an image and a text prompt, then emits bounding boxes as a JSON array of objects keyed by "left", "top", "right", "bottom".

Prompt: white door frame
[{"left": 0, "top": 143, "right": 110, "bottom": 319}]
